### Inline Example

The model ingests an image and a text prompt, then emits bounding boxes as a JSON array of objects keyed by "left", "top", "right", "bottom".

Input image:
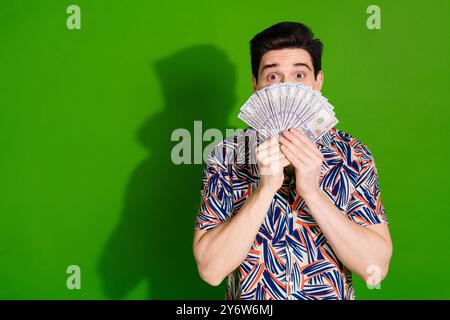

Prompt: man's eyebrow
[
  {"left": 260, "top": 63, "right": 278, "bottom": 72},
  {"left": 261, "top": 62, "right": 312, "bottom": 72},
  {"left": 293, "top": 63, "right": 312, "bottom": 71}
]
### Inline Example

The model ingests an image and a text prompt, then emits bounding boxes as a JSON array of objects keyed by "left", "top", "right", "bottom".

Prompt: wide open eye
[{"left": 267, "top": 73, "right": 280, "bottom": 82}]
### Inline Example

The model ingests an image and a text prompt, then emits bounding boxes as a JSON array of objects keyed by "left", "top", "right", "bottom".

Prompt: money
[{"left": 238, "top": 82, "right": 338, "bottom": 141}]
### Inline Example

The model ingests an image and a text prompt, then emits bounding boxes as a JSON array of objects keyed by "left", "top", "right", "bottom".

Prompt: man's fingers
[
  {"left": 280, "top": 144, "right": 306, "bottom": 168},
  {"left": 257, "top": 145, "right": 279, "bottom": 160},
  {"left": 288, "top": 128, "right": 323, "bottom": 157},
  {"left": 280, "top": 158, "right": 290, "bottom": 167},
  {"left": 257, "top": 136, "right": 279, "bottom": 153},
  {"left": 282, "top": 129, "right": 319, "bottom": 158},
  {"left": 257, "top": 139, "right": 281, "bottom": 159},
  {"left": 279, "top": 135, "right": 313, "bottom": 163},
  {"left": 280, "top": 131, "right": 309, "bottom": 155},
  {"left": 259, "top": 151, "right": 286, "bottom": 166}
]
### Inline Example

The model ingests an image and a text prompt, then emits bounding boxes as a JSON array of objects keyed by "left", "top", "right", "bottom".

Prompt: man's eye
[
  {"left": 296, "top": 73, "right": 305, "bottom": 79},
  {"left": 267, "top": 74, "right": 279, "bottom": 81}
]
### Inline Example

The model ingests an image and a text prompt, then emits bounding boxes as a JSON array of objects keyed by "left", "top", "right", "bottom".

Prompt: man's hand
[
  {"left": 279, "top": 128, "right": 324, "bottom": 198},
  {"left": 256, "top": 136, "right": 290, "bottom": 194}
]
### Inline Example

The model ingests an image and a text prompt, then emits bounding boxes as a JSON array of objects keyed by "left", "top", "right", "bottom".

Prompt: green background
[{"left": 1, "top": 0, "right": 449, "bottom": 299}]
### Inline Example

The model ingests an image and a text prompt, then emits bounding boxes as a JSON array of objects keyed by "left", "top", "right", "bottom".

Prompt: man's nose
[
  {"left": 281, "top": 75, "right": 297, "bottom": 83},
  {"left": 283, "top": 76, "right": 305, "bottom": 84}
]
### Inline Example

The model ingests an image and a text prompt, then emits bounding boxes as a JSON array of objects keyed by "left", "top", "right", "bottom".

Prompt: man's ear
[
  {"left": 252, "top": 74, "right": 258, "bottom": 93},
  {"left": 313, "top": 71, "right": 324, "bottom": 92}
]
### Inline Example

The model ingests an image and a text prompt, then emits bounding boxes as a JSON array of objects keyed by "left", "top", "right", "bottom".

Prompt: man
[{"left": 193, "top": 22, "right": 392, "bottom": 300}]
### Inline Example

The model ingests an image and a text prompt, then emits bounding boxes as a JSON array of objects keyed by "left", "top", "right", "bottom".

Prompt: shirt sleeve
[
  {"left": 195, "top": 146, "right": 234, "bottom": 231},
  {"left": 346, "top": 144, "right": 388, "bottom": 227}
]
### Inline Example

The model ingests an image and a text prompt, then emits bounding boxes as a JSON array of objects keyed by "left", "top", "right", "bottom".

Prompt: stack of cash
[{"left": 238, "top": 82, "right": 338, "bottom": 141}]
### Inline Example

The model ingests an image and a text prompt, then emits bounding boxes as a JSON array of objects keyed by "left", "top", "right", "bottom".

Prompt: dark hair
[{"left": 250, "top": 22, "right": 323, "bottom": 80}]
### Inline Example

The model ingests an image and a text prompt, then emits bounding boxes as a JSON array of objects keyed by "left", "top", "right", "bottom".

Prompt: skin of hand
[
  {"left": 278, "top": 128, "right": 324, "bottom": 198},
  {"left": 256, "top": 136, "right": 290, "bottom": 193}
]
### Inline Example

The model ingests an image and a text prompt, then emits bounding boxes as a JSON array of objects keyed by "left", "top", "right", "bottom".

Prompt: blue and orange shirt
[{"left": 195, "top": 127, "right": 388, "bottom": 300}]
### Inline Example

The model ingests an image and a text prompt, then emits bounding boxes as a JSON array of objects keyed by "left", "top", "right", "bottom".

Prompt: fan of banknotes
[{"left": 238, "top": 82, "right": 338, "bottom": 141}]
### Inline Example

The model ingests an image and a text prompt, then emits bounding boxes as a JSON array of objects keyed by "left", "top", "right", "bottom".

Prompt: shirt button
[{"left": 289, "top": 247, "right": 293, "bottom": 253}]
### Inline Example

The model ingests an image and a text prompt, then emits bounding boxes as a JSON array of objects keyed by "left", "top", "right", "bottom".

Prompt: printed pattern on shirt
[{"left": 195, "top": 127, "right": 388, "bottom": 300}]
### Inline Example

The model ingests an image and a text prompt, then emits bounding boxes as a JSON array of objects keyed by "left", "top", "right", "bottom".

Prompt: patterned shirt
[{"left": 195, "top": 127, "right": 388, "bottom": 300}]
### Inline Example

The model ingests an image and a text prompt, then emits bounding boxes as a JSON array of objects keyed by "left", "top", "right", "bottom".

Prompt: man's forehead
[{"left": 260, "top": 48, "right": 313, "bottom": 67}]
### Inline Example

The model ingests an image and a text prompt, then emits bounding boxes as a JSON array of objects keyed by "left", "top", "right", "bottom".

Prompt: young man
[{"left": 193, "top": 22, "right": 392, "bottom": 300}]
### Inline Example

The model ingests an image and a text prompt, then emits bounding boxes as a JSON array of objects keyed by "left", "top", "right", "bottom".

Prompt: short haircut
[{"left": 250, "top": 22, "right": 323, "bottom": 80}]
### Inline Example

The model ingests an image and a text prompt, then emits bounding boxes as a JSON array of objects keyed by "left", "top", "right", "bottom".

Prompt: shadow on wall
[{"left": 98, "top": 44, "right": 236, "bottom": 299}]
